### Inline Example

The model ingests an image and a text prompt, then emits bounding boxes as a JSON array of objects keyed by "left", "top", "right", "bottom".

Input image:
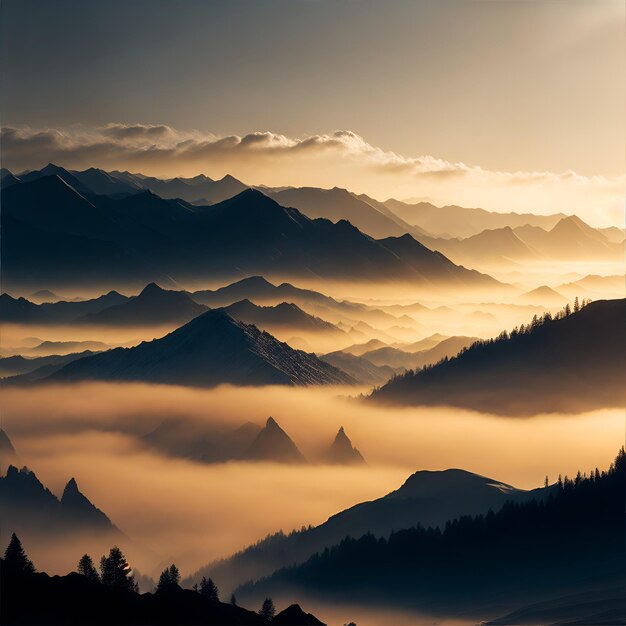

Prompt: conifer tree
[
  {"left": 199, "top": 576, "right": 219, "bottom": 602},
  {"left": 100, "top": 546, "right": 138, "bottom": 592},
  {"left": 77, "top": 554, "right": 100, "bottom": 582},
  {"left": 259, "top": 597, "right": 275, "bottom": 621},
  {"left": 3, "top": 534, "right": 35, "bottom": 574}
]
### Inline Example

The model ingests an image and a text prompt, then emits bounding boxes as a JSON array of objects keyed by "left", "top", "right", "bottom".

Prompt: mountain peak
[
  {"left": 243, "top": 417, "right": 307, "bottom": 463},
  {"left": 327, "top": 426, "right": 366, "bottom": 465},
  {"left": 62, "top": 477, "right": 80, "bottom": 497},
  {"left": 139, "top": 282, "right": 165, "bottom": 296}
]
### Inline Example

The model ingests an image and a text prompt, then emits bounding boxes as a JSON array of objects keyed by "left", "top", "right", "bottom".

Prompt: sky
[{"left": 1, "top": 0, "right": 624, "bottom": 225}]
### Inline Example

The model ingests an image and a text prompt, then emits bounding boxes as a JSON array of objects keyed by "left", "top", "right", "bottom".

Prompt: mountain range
[
  {"left": 1, "top": 169, "right": 499, "bottom": 290},
  {"left": 384, "top": 198, "right": 570, "bottom": 238},
  {"left": 188, "top": 466, "right": 549, "bottom": 596},
  {"left": 236, "top": 450, "right": 624, "bottom": 621},
  {"left": 370, "top": 298, "right": 626, "bottom": 414},
  {"left": 40, "top": 310, "right": 354, "bottom": 387}
]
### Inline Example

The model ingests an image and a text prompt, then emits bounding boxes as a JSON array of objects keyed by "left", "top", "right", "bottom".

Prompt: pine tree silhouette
[
  {"left": 157, "top": 564, "right": 181, "bottom": 591},
  {"left": 77, "top": 554, "right": 100, "bottom": 582},
  {"left": 3, "top": 534, "right": 35, "bottom": 574},
  {"left": 199, "top": 576, "right": 219, "bottom": 602},
  {"left": 259, "top": 597, "right": 275, "bottom": 620},
  {"left": 99, "top": 547, "right": 138, "bottom": 592}
]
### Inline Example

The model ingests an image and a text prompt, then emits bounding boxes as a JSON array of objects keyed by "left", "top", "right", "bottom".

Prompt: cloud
[{"left": 1, "top": 124, "right": 623, "bottom": 226}]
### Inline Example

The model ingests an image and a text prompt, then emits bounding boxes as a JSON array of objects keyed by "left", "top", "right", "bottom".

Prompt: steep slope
[
  {"left": 242, "top": 417, "right": 307, "bottom": 463},
  {"left": 77, "top": 283, "right": 208, "bottom": 326},
  {"left": 370, "top": 299, "right": 626, "bottom": 414},
  {"left": 45, "top": 310, "right": 355, "bottom": 387},
  {"left": 189, "top": 467, "right": 548, "bottom": 595},
  {"left": 0, "top": 430, "right": 20, "bottom": 473}
]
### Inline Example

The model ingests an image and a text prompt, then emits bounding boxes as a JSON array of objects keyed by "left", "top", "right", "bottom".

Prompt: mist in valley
[{"left": 2, "top": 381, "right": 622, "bottom": 578}]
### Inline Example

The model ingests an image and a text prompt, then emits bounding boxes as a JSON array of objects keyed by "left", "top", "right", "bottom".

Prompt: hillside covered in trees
[
  {"left": 237, "top": 449, "right": 626, "bottom": 622},
  {"left": 370, "top": 298, "right": 626, "bottom": 414}
]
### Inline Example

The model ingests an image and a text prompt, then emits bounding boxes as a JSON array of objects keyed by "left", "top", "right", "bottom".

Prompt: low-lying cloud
[{"left": 2, "top": 124, "right": 623, "bottom": 227}]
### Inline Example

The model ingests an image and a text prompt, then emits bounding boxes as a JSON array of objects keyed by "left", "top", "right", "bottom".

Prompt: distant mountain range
[
  {"left": 384, "top": 198, "right": 570, "bottom": 238},
  {"left": 219, "top": 300, "right": 347, "bottom": 339},
  {"left": 0, "top": 351, "right": 99, "bottom": 382},
  {"left": 1, "top": 168, "right": 499, "bottom": 290},
  {"left": 40, "top": 310, "right": 354, "bottom": 387},
  {"left": 418, "top": 216, "right": 623, "bottom": 268},
  {"left": 77, "top": 283, "right": 207, "bottom": 326},
  {"left": 188, "top": 465, "right": 549, "bottom": 596},
  {"left": 370, "top": 299, "right": 626, "bottom": 414}
]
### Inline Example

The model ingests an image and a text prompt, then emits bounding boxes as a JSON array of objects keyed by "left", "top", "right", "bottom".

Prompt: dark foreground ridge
[{"left": 0, "top": 563, "right": 326, "bottom": 625}]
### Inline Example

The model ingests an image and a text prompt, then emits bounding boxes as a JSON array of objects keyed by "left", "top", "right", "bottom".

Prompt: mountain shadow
[
  {"left": 370, "top": 299, "right": 626, "bottom": 415},
  {"left": 41, "top": 311, "right": 354, "bottom": 387}
]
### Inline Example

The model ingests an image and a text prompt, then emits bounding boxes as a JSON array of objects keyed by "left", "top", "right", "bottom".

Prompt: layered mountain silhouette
[
  {"left": 266, "top": 186, "right": 424, "bottom": 239},
  {"left": 193, "top": 277, "right": 403, "bottom": 329},
  {"left": 513, "top": 216, "right": 623, "bottom": 260},
  {"left": 220, "top": 300, "right": 346, "bottom": 338},
  {"left": 189, "top": 465, "right": 550, "bottom": 595},
  {"left": 325, "top": 427, "right": 366, "bottom": 465},
  {"left": 0, "top": 290, "right": 129, "bottom": 324},
  {"left": 420, "top": 227, "right": 538, "bottom": 266},
  {"left": 236, "top": 450, "right": 625, "bottom": 619},
  {"left": 77, "top": 283, "right": 208, "bottom": 326},
  {"left": 370, "top": 299, "right": 626, "bottom": 414},
  {"left": 2, "top": 173, "right": 498, "bottom": 289},
  {"left": 319, "top": 351, "right": 395, "bottom": 385},
  {"left": 43, "top": 311, "right": 354, "bottom": 387},
  {"left": 0, "top": 351, "right": 99, "bottom": 382},
  {"left": 359, "top": 335, "right": 478, "bottom": 371},
  {"left": 384, "top": 198, "right": 569, "bottom": 238}
]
